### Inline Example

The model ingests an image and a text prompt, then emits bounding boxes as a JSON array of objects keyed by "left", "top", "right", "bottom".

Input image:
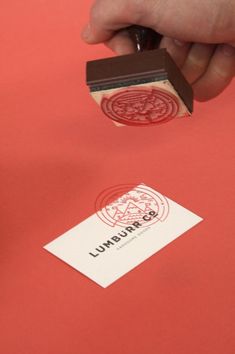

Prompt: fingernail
[
  {"left": 82, "top": 24, "right": 91, "bottom": 40},
  {"left": 174, "top": 39, "right": 186, "bottom": 47},
  {"left": 221, "top": 44, "right": 235, "bottom": 57}
]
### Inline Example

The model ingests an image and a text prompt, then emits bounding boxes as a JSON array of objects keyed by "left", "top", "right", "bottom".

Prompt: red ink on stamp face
[
  {"left": 101, "top": 87, "right": 179, "bottom": 126},
  {"left": 95, "top": 184, "right": 169, "bottom": 228}
]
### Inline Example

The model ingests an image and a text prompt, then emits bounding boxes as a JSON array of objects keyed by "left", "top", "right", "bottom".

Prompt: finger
[
  {"left": 81, "top": 0, "right": 235, "bottom": 44},
  {"left": 181, "top": 43, "right": 216, "bottom": 84},
  {"left": 104, "top": 30, "right": 135, "bottom": 55},
  {"left": 159, "top": 36, "right": 191, "bottom": 69},
  {"left": 192, "top": 44, "right": 235, "bottom": 101}
]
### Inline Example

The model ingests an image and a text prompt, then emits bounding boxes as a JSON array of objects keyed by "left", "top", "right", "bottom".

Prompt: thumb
[{"left": 82, "top": 0, "right": 235, "bottom": 44}]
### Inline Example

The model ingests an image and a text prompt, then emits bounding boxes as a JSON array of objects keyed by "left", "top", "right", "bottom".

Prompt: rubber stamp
[{"left": 86, "top": 26, "right": 193, "bottom": 126}]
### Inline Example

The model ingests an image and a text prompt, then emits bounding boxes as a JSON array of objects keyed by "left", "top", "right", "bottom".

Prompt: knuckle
[
  {"left": 213, "top": 66, "right": 234, "bottom": 80},
  {"left": 213, "top": 48, "right": 235, "bottom": 80},
  {"left": 187, "top": 56, "right": 207, "bottom": 74}
]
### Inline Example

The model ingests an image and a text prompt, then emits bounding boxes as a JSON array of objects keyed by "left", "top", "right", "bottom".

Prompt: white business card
[{"left": 44, "top": 184, "right": 203, "bottom": 287}]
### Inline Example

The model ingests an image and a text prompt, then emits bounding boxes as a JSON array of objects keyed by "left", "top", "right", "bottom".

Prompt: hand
[{"left": 82, "top": 0, "right": 235, "bottom": 101}]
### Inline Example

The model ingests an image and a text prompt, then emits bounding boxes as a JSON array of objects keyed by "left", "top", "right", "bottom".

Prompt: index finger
[{"left": 82, "top": 0, "right": 157, "bottom": 43}]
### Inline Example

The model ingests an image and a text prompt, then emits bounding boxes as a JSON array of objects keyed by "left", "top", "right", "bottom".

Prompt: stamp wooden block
[{"left": 86, "top": 47, "right": 193, "bottom": 126}]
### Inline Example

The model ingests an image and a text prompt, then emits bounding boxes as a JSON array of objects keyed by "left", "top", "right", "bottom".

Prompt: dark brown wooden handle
[{"left": 128, "top": 25, "right": 162, "bottom": 52}]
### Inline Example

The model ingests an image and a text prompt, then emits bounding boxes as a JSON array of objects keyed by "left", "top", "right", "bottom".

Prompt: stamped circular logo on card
[
  {"left": 95, "top": 184, "right": 169, "bottom": 227},
  {"left": 101, "top": 87, "right": 179, "bottom": 126}
]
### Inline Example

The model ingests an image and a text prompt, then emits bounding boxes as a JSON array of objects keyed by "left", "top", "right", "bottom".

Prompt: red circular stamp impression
[
  {"left": 101, "top": 87, "right": 179, "bottom": 126},
  {"left": 95, "top": 184, "right": 169, "bottom": 228}
]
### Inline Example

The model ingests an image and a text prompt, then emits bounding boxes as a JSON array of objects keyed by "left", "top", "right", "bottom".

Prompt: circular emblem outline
[
  {"left": 101, "top": 87, "right": 179, "bottom": 126},
  {"left": 95, "top": 184, "right": 170, "bottom": 228}
]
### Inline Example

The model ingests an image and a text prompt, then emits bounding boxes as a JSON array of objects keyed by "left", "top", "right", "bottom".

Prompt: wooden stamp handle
[{"left": 128, "top": 25, "right": 162, "bottom": 52}]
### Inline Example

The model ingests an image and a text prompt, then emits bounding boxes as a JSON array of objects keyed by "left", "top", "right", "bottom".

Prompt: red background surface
[{"left": 1, "top": 1, "right": 234, "bottom": 353}]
